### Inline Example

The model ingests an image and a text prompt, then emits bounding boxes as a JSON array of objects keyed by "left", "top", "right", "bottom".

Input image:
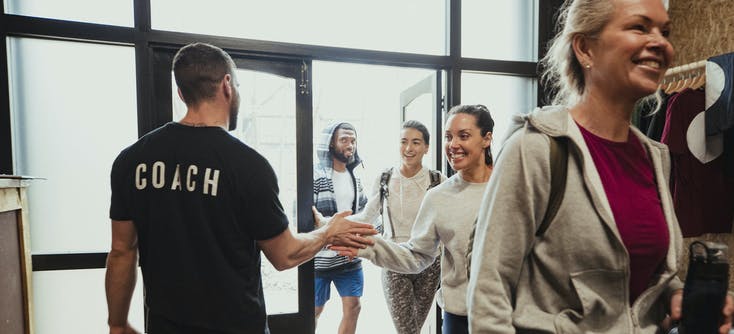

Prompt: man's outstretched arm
[{"left": 258, "top": 210, "right": 377, "bottom": 271}]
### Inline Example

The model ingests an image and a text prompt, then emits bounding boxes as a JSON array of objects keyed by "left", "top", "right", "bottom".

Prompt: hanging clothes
[
  {"left": 704, "top": 53, "right": 734, "bottom": 177},
  {"left": 643, "top": 92, "right": 671, "bottom": 141},
  {"left": 660, "top": 88, "right": 734, "bottom": 237},
  {"left": 633, "top": 97, "right": 654, "bottom": 132},
  {"left": 726, "top": 130, "right": 734, "bottom": 177},
  {"left": 705, "top": 53, "right": 734, "bottom": 135}
]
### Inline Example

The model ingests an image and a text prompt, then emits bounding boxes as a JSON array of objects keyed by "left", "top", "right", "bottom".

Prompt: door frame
[{"left": 398, "top": 70, "right": 446, "bottom": 333}]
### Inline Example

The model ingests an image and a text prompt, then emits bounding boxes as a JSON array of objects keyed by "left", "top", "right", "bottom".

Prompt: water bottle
[{"left": 678, "top": 241, "right": 729, "bottom": 334}]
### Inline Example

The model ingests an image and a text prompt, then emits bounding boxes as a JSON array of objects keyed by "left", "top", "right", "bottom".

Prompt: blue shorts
[{"left": 314, "top": 267, "right": 364, "bottom": 307}]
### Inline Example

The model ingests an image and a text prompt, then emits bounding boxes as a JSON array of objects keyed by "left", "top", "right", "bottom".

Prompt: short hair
[
  {"left": 402, "top": 120, "right": 430, "bottom": 144},
  {"left": 335, "top": 122, "right": 356, "bottom": 133},
  {"left": 173, "top": 42, "right": 236, "bottom": 106},
  {"left": 331, "top": 122, "right": 357, "bottom": 145},
  {"left": 539, "top": 0, "right": 615, "bottom": 106},
  {"left": 447, "top": 104, "right": 495, "bottom": 165}
]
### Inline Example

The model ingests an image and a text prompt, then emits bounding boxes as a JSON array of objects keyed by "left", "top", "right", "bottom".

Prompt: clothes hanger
[
  {"left": 663, "top": 64, "right": 688, "bottom": 94},
  {"left": 691, "top": 69, "right": 706, "bottom": 90},
  {"left": 664, "top": 74, "right": 683, "bottom": 94},
  {"left": 663, "top": 74, "right": 680, "bottom": 94},
  {"left": 671, "top": 70, "right": 693, "bottom": 93}
]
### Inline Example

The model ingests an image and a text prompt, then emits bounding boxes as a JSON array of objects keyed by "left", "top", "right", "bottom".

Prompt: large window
[
  {"left": 7, "top": 37, "right": 140, "bottom": 331},
  {"left": 8, "top": 38, "right": 138, "bottom": 254},
  {"left": 151, "top": 0, "right": 447, "bottom": 55},
  {"left": 462, "top": 0, "right": 538, "bottom": 61},
  {"left": 461, "top": 72, "right": 537, "bottom": 156},
  {"left": 32, "top": 269, "right": 144, "bottom": 332},
  {"left": 4, "top": 0, "right": 134, "bottom": 27}
]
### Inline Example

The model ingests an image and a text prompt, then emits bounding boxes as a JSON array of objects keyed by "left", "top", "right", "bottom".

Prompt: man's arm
[
  {"left": 258, "top": 211, "right": 377, "bottom": 271},
  {"left": 105, "top": 220, "right": 140, "bottom": 334}
]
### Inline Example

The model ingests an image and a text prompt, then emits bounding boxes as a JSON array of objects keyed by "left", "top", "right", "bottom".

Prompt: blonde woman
[{"left": 466, "top": 1, "right": 733, "bottom": 333}]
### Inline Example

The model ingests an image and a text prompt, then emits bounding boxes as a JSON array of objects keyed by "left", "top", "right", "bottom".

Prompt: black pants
[{"left": 442, "top": 311, "right": 468, "bottom": 334}]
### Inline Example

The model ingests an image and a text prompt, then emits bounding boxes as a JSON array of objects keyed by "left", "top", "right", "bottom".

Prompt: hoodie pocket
[{"left": 554, "top": 269, "right": 627, "bottom": 333}]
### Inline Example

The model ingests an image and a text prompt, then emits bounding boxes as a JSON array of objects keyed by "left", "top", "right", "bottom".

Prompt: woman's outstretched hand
[
  {"left": 323, "top": 210, "right": 377, "bottom": 249},
  {"left": 329, "top": 245, "right": 360, "bottom": 261}
]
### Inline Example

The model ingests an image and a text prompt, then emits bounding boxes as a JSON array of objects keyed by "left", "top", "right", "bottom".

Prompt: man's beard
[
  {"left": 331, "top": 148, "right": 354, "bottom": 164},
  {"left": 228, "top": 93, "right": 240, "bottom": 131}
]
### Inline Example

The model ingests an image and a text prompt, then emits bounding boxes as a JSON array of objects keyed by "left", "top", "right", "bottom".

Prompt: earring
[{"left": 584, "top": 63, "right": 591, "bottom": 69}]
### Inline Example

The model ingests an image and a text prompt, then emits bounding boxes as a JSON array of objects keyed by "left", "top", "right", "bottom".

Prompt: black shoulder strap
[
  {"left": 428, "top": 169, "right": 442, "bottom": 189},
  {"left": 378, "top": 168, "right": 394, "bottom": 236},
  {"left": 379, "top": 167, "right": 393, "bottom": 222},
  {"left": 536, "top": 136, "right": 568, "bottom": 237},
  {"left": 379, "top": 168, "right": 392, "bottom": 209}
]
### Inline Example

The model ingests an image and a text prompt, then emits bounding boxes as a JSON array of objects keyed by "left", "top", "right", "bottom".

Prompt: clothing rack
[
  {"left": 660, "top": 60, "right": 707, "bottom": 93},
  {"left": 664, "top": 60, "right": 707, "bottom": 77}
]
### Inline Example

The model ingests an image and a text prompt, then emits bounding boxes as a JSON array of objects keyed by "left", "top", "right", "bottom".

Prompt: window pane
[
  {"left": 5, "top": 0, "right": 133, "bottom": 27},
  {"left": 152, "top": 0, "right": 446, "bottom": 55},
  {"left": 173, "top": 68, "right": 299, "bottom": 315},
  {"left": 8, "top": 38, "right": 138, "bottom": 253},
  {"left": 461, "top": 72, "right": 537, "bottom": 156},
  {"left": 33, "top": 269, "right": 144, "bottom": 333},
  {"left": 401, "top": 74, "right": 441, "bottom": 170},
  {"left": 462, "top": 0, "right": 537, "bottom": 61},
  {"left": 403, "top": 94, "right": 439, "bottom": 170}
]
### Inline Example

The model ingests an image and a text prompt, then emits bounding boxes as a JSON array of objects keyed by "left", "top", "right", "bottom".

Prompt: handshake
[{"left": 312, "top": 207, "right": 378, "bottom": 253}]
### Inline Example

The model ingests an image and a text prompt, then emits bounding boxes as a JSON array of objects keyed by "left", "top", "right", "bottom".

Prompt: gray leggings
[{"left": 381, "top": 258, "right": 441, "bottom": 334}]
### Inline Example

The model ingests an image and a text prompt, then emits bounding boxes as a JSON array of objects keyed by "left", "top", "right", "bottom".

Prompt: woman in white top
[
  {"left": 333, "top": 104, "right": 495, "bottom": 334},
  {"left": 346, "top": 120, "right": 446, "bottom": 334}
]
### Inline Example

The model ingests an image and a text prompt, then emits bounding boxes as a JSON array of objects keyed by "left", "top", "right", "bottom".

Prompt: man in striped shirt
[{"left": 313, "top": 122, "right": 368, "bottom": 334}]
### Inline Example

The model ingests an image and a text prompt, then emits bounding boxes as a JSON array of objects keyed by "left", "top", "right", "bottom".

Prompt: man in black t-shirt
[{"left": 105, "top": 42, "right": 377, "bottom": 334}]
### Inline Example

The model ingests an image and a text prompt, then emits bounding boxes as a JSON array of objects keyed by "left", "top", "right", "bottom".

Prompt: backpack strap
[
  {"left": 379, "top": 168, "right": 393, "bottom": 236},
  {"left": 379, "top": 168, "right": 393, "bottom": 213},
  {"left": 428, "top": 169, "right": 442, "bottom": 189},
  {"left": 467, "top": 136, "right": 569, "bottom": 279},
  {"left": 536, "top": 136, "right": 568, "bottom": 237}
]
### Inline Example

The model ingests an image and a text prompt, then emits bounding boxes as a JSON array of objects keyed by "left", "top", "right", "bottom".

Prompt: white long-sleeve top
[
  {"left": 358, "top": 173, "right": 487, "bottom": 316},
  {"left": 351, "top": 166, "right": 446, "bottom": 243}
]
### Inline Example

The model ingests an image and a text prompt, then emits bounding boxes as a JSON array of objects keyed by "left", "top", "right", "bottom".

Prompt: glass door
[
  {"left": 311, "top": 61, "right": 443, "bottom": 334},
  {"left": 153, "top": 48, "right": 314, "bottom": 334},
  {"left": 399, "top": 72, "right": 443, "bottom": 171},
  {"left": 399, "top": 71, "right": 444, "bottom": 334}
]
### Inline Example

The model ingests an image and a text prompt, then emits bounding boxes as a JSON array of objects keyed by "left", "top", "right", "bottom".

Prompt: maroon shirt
[{"left": 578, "top": 124, "right": 670, "bottom": 303}]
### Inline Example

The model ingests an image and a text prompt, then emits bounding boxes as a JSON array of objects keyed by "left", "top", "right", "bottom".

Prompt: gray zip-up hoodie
[{"left": 467, "top": 106, "right": 683, "bottom": 333}]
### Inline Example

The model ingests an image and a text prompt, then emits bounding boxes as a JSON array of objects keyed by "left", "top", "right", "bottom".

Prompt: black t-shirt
[{"left": 110, "top": 122, "right": 289, "bottom": 334}]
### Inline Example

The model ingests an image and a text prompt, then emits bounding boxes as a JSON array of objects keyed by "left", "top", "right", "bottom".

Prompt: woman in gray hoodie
[{"left": 466, "top": 0, "right": 733, "bottom": 333}]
